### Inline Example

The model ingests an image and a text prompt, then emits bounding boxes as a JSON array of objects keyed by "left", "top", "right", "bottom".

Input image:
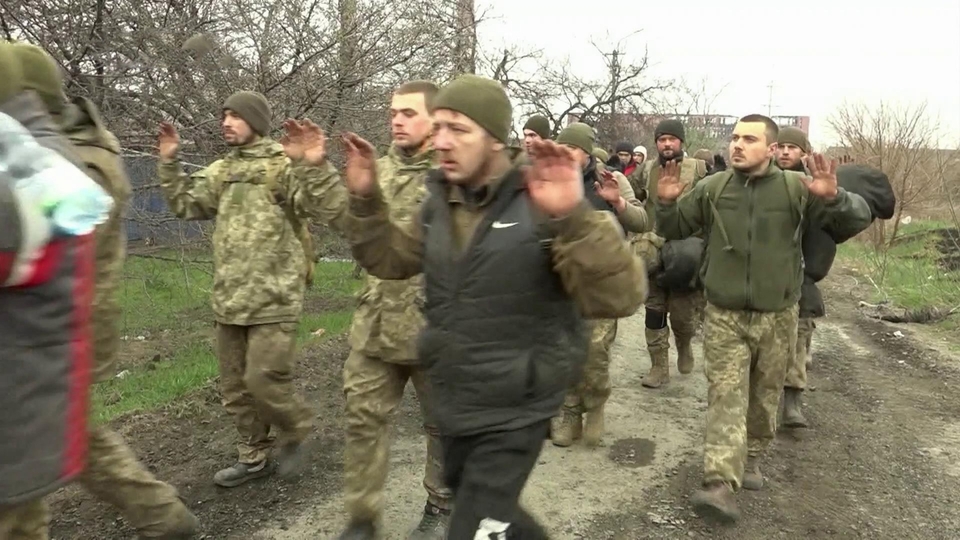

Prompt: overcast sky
[{"left": 478, "top": 0, "right": 960, "bottom": 149}]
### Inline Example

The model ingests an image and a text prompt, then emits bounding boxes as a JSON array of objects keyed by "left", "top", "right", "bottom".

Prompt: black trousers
[{"left": 442, "top": 420, "right": 551, "bottom": 540}]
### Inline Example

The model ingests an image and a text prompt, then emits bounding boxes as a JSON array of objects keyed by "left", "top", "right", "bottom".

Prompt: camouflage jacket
[
  {"left": 159, "top": 138, "right": 349, "bottom": 325},
  {"left": 349, "top": 145, "right": 434, "bottom": 363},
  {"left": 60, "top": 97, "right": 132, "bottom": 382}
]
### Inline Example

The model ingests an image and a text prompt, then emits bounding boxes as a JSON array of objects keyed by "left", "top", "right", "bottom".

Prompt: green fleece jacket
[{"left": 655, "top": 161, "right": 872, "bottom": 312}]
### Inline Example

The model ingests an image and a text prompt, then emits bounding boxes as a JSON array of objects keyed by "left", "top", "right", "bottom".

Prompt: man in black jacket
[{"left": 337, "top": 74, "right": 646, "bottom": 539}]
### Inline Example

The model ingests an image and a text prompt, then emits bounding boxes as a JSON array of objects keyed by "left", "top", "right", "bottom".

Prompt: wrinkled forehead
[{"left": 432, "top": 109, "right": 481, "bottom": 131}]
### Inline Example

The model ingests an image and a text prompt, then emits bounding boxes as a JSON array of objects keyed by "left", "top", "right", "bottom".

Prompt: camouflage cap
[
  {"left": 0, "top": 41, "right": 25, "bottom": 105},
  {"left": 778, "top": 127, "right": 810, "bottom": 153},
  {"left": 522, "top": 114, "right": 550, "bottom": 139},
  {"left": 431, "top": 74, "right": 512, "bottom": 143},
  {"left": 556, "top": 122, "right": 596, "bottom": 154},
  {"left": 10, "top": 42, "right": 66, "bottom": 115},
  {"left": 223, "top": 91, "right": 271, "bottom": 136}
]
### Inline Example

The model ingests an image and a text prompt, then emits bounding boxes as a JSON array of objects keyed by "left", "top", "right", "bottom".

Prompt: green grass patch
[
  {"left": 837, "top": 219, "right": 960, "bottom": 329},
  {"left": 93, "top": 257, "right": 360, "bottom": 422}
]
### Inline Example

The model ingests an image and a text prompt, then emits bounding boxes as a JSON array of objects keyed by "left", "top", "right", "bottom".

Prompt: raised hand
[
  {"left": 341, "top": 132, "right": 378, "bottom": 195},
  {"left": 158, "top": 121, "right": 180, "bottom": 160},
  {"left": 525, "top": 139, "right": 584, "bottom": 217},
  {"left": 656, "top": 160, "right": 686, "bottom": 202},
  {"left": 281, "top": 119, "right": 328, "bottom": 165},
  {"left": 595, "top": 169, "right": 626, "bottom": 212},
  {"left": 801, "top": 152, "right": 839, "bottom": 201}
]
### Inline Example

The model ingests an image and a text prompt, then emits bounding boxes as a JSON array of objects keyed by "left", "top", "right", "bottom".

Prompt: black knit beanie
[
  {"left": 655, "top": 119, "right": 685, "bottom": 142},
  {"left": 431, "top": 74, "right": 512, "bottom": 143},
  {"left": 223, "top": 91, "right": 272, "bottom": 136},
  {"left": 615, "top": 141, "right": 633, "bottom": 154}
]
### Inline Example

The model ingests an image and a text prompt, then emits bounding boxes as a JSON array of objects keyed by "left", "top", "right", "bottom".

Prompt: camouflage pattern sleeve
[
  {"left": 344, "top": 182, "right": 424, "bottom": 281},
  {"left": 285, "top": 159, "right": 350, "bottom": 234},
  {"left": 158, "top": 159, "right": 221, "bottom": 220},
  {"left": 613, "top": 171, "right": 650, "bottom": 234},
  {"left": 806, "top": 188, "right": 872, "bottom": 242},
  {"left": 550, "top": 200, "right": 647, "bottom": 319},
  {"left": 655, "top": 181, "right": 707, "bottom": 241}
]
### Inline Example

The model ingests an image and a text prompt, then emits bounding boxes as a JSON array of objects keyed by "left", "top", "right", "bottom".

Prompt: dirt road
[{"left": 49, "top": 267, "right": 960, "bottom": 539}]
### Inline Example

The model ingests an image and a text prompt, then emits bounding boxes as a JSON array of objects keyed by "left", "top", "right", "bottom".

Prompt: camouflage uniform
[
  {"left": 0, "top": 500, "right": 48, "bottom": 540},
  {"left": 636, "top": 158, "right": 708, "bottom": 388},
  {"left": 62, "top": 97, "right": 200, "bottom": 537},
  {"left": 159, "top": 137, "right": 349, "bottom": 480},
  {"left": 655, "top": 160, "right": 873, "bottom": 521},
  {"left": 787, "top": 318, "right": 815, "bottom": 389},
  {"left": 554, "top": 166, "right": 649, "bottom": 447},
  {"left": 8, "top": 41, "right": 199, "bottom": 538},
  {"left": 701, "top": 302, "right": 798, "bottom": 488},
  {"left": 342, "top": 146, "right": 453, "bottom": 531}
]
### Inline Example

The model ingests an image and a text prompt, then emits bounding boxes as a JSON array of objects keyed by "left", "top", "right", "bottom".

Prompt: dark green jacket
[{"left": 655, "top": 161, "right": 872, "bottom": 312}]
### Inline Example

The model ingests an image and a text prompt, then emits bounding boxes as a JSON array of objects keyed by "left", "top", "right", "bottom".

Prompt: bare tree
[
  {"left": 828, "top": 101, "right": 943, "bottom": 247},
  {"left": 486, "top": 36, "right": 675, "bottom": 148}
]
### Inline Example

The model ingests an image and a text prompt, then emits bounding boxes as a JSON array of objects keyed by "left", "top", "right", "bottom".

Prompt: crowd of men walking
[{"left": 1, "top": 36, "right": 894, "bottom": 539}]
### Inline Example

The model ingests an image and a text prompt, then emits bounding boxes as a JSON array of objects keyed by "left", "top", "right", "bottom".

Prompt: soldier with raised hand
[
  {"left": 157, "top": 93, "right": 350, "bottom": 488},
  {"left": 634, "top": 119, "right": 709, "bottom": 389},
  {"left": 338, "top": 74, "right": 645, "bottom": 540},
  {"left": 550, "top": 122, "right": 650, "bottom": 448},
  {"left": 776, "top": 126, "right": 822, "bottom": 429},
  {"left": 522, "top": 114, "right": 551, "bottom": 154},
  {"left": 9, "top": 41, "right": 200, "bottom": 539},
  {"left": 336, "top": 80, "right": 453, "bottom": 540},
  {"left": 655, "top": 114, "right": 872, "bottom": 523}
]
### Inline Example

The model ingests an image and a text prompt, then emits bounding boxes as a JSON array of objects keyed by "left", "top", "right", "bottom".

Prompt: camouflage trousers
[
  {"left": 342, "top": 350, "right": 452, "bottom": 522},
  {"left": 0, "top": 499, "right": 48, "bottom": 540},
  {"left": 217, "top": 322, "right": 314, "bottom": 464},
  {"left": 701, "top": 302, "right": 798, "bottom": 490},
  {"left": 563, "top": 319, "right": 617, "bottom": 414},
  {"left": 785, "top": 317, "right": 816, "bottom": 390},
  {"left": 645, "top": 281, "right": 703, "bottom": 351}
]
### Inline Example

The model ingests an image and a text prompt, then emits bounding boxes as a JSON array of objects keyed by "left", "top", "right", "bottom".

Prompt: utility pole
[
  {"left": 604, "top": 49, "right": 621, "bottom": 134},
  {"left": 766, "top": 81, "right": 774, "bottom": 116}
]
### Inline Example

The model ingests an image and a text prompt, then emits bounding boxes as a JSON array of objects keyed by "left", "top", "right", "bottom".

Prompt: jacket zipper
[{"left": 746, "top": 179, "right": 754, "bottom": 309}]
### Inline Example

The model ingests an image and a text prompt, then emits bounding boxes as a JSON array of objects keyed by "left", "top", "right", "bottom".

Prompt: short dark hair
[
  {"left": 738, "top": 114, "right": 779, "bottom": 144},
  {"left": 395, "top": 80, "right": 440, "bottom": 110}
]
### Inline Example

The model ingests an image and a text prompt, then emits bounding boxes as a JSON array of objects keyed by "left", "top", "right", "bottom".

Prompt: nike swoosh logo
[{"left": 491, "top": 221, "right": 518, "bottom": 229}]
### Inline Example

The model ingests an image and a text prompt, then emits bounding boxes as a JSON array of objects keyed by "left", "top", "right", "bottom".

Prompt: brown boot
[
  {"left": 782, "top": 387, "right": 808, "bottom": 428},
  {"left": 675, "top": 333, "right": 695, "bottom": 375},
  {"left": 691, "top": 481, "right": 739, "bottom": 524},
  {"left": 642, "top": 327, "right": 671, "bottom": 388},
  {"left": 583, "top": 404, "right": 605, "bottom": 447},
  {"left": 550, "top": 411, "right": 582, "bottom": 447},
  {"left": 741, "top": 455, "right": 764, "bottom": 491}
]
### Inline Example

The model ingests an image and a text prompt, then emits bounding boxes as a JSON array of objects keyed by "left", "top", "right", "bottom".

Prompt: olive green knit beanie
[
  {"left": 522, "top": 114, "right": 551, "bottom": 139},
  {"left": 556, "top": 122, "right": 596, "bottom": 154},
  {"left": 431, "top": 74, "right": 512, "bottom": 143},
  {"left": 11, "top": 42, "right": 66, "bottom": 115},
  {"left": 0, "top": 41, "right": 25, "bottom": 105},
  {"left": 778, "top": 126, "right": 810, "bottom": 152},
  {"left": 591, "top": 147, "right": 609, "bottom": 163},
  {"left": 223, "top": 91, "right": 272, "bottom": 136}
]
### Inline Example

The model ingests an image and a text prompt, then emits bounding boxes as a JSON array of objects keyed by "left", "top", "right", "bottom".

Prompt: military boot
[
  {"left": 641, "top": 328, "right": 670, "bottom": 388},
  {"left": 741, "top": 456, "right": 764, "bottom": 491},
  {"left": 407, "top": 503, "right": 450, "bottom": 540},
  {"left": 336, "top": 521, "right": 376, "bottom": 540},
  {"left": 690, "top": 481, "right": 739, "bottom": 524},
  {"left": 213, "top": 460, "right": 274, "bottom": 488},
  {"left": 550, "top": 411, "right": 582, "bottom": 447},
  {"left": 675, "top": 332, "right": 695, "bottom": 375},
  {"left": 583, "top": 404, "right": 606, "bottom": 447},
  {"left": 782, "top": 387, "right": 808, "bottom": 428}
]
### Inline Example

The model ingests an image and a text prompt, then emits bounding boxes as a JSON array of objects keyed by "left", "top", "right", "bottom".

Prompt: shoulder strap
[
  {"left": 708, "top": 170, "right": 735, "bottom": 206},
  {"left": 783, "top": 170, "right": 809, "bottom": 243}
]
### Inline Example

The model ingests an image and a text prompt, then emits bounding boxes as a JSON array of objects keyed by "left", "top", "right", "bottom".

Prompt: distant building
[{"left": 565, "top": 112, "right": 810, "bottom": 147}]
